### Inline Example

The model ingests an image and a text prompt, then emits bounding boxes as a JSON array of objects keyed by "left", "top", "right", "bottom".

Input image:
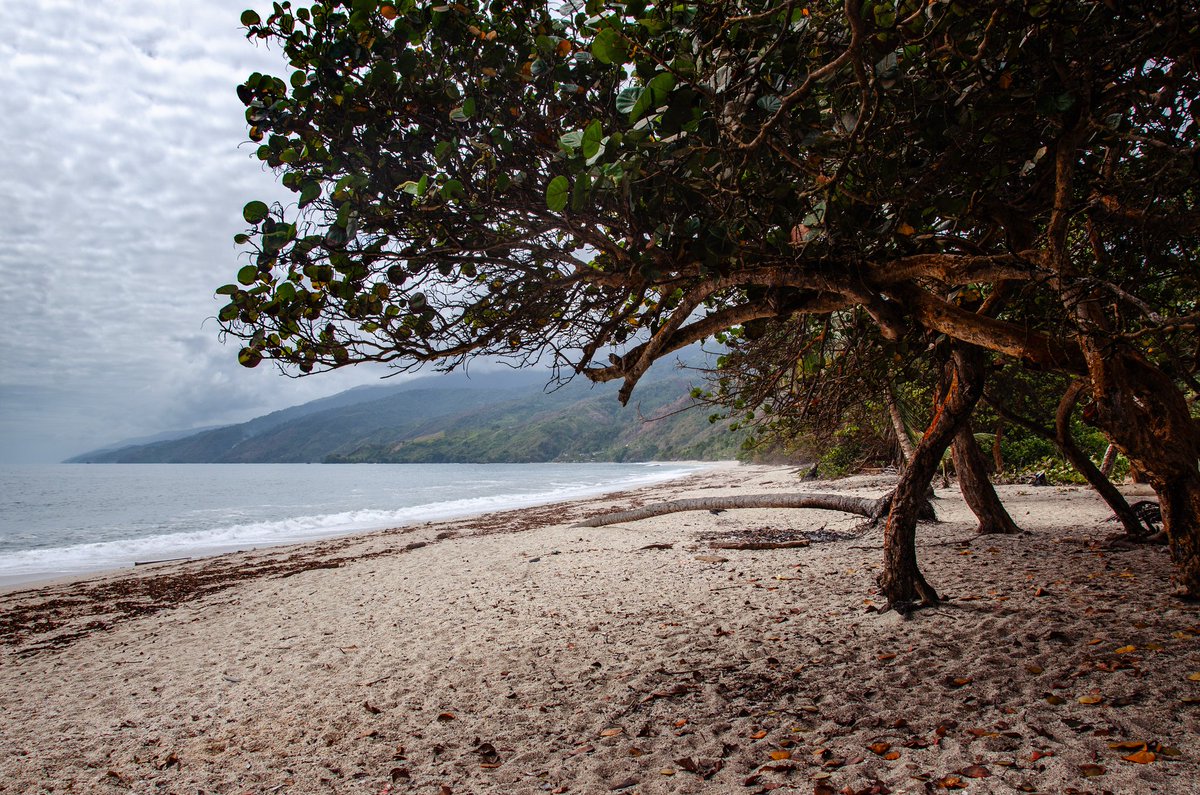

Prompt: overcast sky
[{"left": 0, "top": 1, "right": 404, "bottom": 464}]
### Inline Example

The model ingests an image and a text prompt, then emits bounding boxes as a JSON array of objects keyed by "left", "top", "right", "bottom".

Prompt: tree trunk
[
  {"left": 1099, "top": 444, "right": 1118, "bottom": 477},
  {"left": 1081, "top": 346, "right": 1200, "bottom": 596},
  {"left": 1056, "top": 380, "right": 1152, "bottom": 538},
  {"left": 992, "top": 421, "right": 1005, "bottom": 474},
  {"left": 878, "top": 347, "right": 987, "bottom": 608},
  {"left": 952, "top": 422, "right": 1021, "bottom": 534},
  {"left": 885, "top": 382, "right": 916, "bottom": 468},
  {"left": 985, "top": 389, "right": 1150, "bottom": 539},
  {"left": 574, "top": 492, "right": 887, "bottom": 528}
]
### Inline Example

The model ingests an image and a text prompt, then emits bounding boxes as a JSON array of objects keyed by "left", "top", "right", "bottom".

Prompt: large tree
[{"left": 222, "top": 0, "right": 1200, "bottom": 602}]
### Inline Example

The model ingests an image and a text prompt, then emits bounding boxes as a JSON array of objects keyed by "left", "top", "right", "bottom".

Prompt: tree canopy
[{"left": 223, "top": 0, "right": 1200, "bottom": 602}]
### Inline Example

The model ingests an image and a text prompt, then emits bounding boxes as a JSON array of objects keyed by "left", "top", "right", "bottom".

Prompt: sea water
[{"left": 0, "top": 462, "right": 707, "bottom": 587}]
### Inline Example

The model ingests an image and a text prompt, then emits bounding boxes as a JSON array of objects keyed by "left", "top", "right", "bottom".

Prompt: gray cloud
[{"left": 0, "top": 1, "right": 390, "bottom": 463}]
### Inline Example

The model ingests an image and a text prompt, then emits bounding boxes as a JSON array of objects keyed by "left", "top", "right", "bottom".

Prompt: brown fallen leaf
[
  {"left": 1079, "top": 764, "right": 1106, "bottom": 777},
  {"left": 883, "top": 751, "right": 901, "bottom": 760},
  {"left": 1115, "top": 645, "right": 1136, "bottom": 654},
  {"left": 609, "top": 778, "right": 638, "bottom": 791},
  {"left": 364, "top": 701, "right": 382, "bottom": 715},
  {"left": 1124, "top": 750, "right": 1156, "bottom": 764},
  {"left": 437, "top": 712, "right": 456, "bottom": 722},
  {"left": 599, "top": 727, "right": 623, "bottom": 737},
  {"left": 961, "top": 764, "right": 990, "bottom": 778},
  {"left": 568, "top": 744, "right": 594, "bottom": 756},
  {"left": 749, "top": 730, "right": 767, "bottom": 740},
  {"left": 1078, "top": 694, "right": 1104, "bottom": 705},
  {"left": 1045, "top": 695, "right": 1066, "bottom": 705},
  {"left": 1025, "top": 664, "right": 1044, "bottom": 674},
  {"left": 694, "top": 555, "right": 729, "bottom": 564},
  {"left": 937, "top": 775, "right": 967, "bottom": 789},
  {"left": 1108, "top": 741, "right": 1147, "bottom": 751},
  {"left": 867, "top": 742, "right": 891, "bottom": 755},
  {"left": 1031, "top": 750, "right": 1054, "bottom": 762},
  {"left": 1187, "top": 672, "right": 1200, "bottom": 681},
  {"left": 769, "top": 750, "right": 792, "bottom": 761},
  {"left": 946, "top": 676, "right": 973, "bottom": 688},
  {"left": 878, "top": 653, "right": 897, "bottom": 661}
]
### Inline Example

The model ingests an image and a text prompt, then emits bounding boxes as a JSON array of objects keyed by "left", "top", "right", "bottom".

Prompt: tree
[{"left": 223, "top": 0, "right": 1200, "bottom": 602}]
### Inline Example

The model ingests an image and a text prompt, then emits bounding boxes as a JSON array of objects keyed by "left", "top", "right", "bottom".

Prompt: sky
[{"left": 0, "top": 1, "right": 402, "bottom": 464}]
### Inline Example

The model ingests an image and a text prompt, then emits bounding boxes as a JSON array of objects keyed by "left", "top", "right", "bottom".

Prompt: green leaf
[
  {"left": 756, "top": 95, "right": 782, "bottom": 114},
  {"left": 216, "top": 284, "right": 240, "bottom": 296},
  {"left": 237, "top": 265, "right": 260, "bottom": 285},
  {"left": 240, "top": 9, "right": 261, "bottom": 26},
  {"left": 440, "top": 179, "right": 465, "bottom": 200},
  {"left": 299, "top": 181, "right": 321, "bottom": 208},
  {"left": 592, "top": 28, "right": 627, "bottom": 64},
  {"left": 219, "top": 303, "right": 239, "bottom": 322},
  {"left": 559, "top": 130, "right": 584, "bottom": 152},
  {"left": 615, "top": 86, "right": 642, "bottom": 115},
  {"left": 238, "top": 347, "right": 263, "bottom": 368},
  {"left": 581, "top": 119, "right": 603, "bottom": 160},
  {"left": 546, "top": 175, "right": 570, "bottom": 212},
  {"left": 242, "top": 200, "right": 270, "bottom": 224},
  {"left": 630, "top": 72, "right": 675, "bottom": 120}
]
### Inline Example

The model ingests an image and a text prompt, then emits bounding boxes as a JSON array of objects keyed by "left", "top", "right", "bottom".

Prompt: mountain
[{"left": 67, "top": 355, "right": 745, "bottom": 464}]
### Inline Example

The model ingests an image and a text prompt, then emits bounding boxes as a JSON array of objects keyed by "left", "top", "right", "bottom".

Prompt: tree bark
[
  {"left": 985, "top": 389, "right": 1150, "bottom": 539},
  {"left": 992, "top": 421, "right": 1005, "bottom": 474},
  {"left": 1099, "top": 444, "right": 1118, "bottom": 477},
  {"left": 885, "top": 382, "right": 916, "bottom": 468},
  {"left": 878, "top": 347, "right": 987, "bottom": 608},
  {"left": 1056, "top": 381, "right": 1152, "bottom": 538},
  {"left": 1080, "top": 346, "right": 1200, "bottom": 596},
  {"left": 952, "top": 422, "right": 1021, "bottom": 534},
  {"left": 573, "top": 493, "right": 887, "bottom": 528}
]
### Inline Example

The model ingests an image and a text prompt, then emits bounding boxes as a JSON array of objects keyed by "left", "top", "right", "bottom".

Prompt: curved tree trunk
[
  {"left": 1081, "top": 347, "right": 1200, "bottom": 595},
  {"left": 1057, "top": 380, "right": 1153, "bottom": 538},
  {"left": 878, "top": 346, "right": 987, "bottom": 608},
  {"left": 985, "top": 389, "right": 1150, "bottom": 538},
  {"left": 952, "top": 421, "right": 1021, "bottom": 534},
  {"left": 573, "top": 493, "right": 888, "bottom": 528}
]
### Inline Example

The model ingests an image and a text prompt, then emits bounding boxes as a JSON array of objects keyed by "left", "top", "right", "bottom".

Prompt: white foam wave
[{"left": 0, "top": 464, "right": 703, "bottom": 586}]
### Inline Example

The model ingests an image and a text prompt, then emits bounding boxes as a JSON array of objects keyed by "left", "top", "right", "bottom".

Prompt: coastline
[
  {"left": 0, "top": 460, "right": 726, "bottom": 591},
  {"left": 2, "top": 465, "right": 1198, "bottom": 793}
]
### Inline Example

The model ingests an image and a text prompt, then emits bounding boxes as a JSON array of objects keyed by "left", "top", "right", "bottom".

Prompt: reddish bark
[
  {"left": 952, "top": 422, "right": 1021, "bottom": 535},
  {"left": 879, "top": 348, "right": 987, "bottom": 607}
]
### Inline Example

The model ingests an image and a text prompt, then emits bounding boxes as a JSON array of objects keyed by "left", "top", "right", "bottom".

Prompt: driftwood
[
  {"left": 133, "top": 557, "right": 191, "bottom": 566},
  {"left": 574, "top": 493, "right": 889, "bottom": 528},
  {"left": 709, "top": 539, "right": 811, "bottom": 550}
]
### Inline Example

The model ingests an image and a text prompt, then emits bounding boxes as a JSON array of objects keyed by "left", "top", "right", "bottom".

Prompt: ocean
[{"left": 0, "top": 462, "right": 707, "bottom": 587}]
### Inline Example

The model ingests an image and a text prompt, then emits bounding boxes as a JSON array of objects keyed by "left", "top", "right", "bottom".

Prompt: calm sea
[{"left": 0, "top": 462, "right": 707, "bottom": 587}]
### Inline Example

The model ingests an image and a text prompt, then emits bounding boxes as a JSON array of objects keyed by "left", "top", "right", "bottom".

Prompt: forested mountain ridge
[{"left": 69, "top": 360, "right": 742, "bottom": 463}]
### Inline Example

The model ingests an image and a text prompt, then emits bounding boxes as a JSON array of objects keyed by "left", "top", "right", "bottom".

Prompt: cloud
[{"left": 0, "top": 1, "right": 391, "bottom": 463}]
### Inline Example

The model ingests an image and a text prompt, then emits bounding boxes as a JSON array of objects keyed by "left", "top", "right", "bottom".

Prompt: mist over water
[{"left": 0, "top": 462, "right": 706, "bottom": 586}]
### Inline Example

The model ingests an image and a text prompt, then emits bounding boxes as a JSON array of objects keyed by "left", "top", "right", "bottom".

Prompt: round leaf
[
  {"left": 237, "top": 265, "right": 260, "bottom": 285},
  {"left": 546, "top": 175, "right": 569, "bottom": 212},
  {"left": 243, "top": 200, "right": 270, "bottom": 224},
  {"left": 240, "top": 10, "right": 261, "bottom": 26},
  {"left": 238, "top": 347, "right": 263, "bottom": 368}
]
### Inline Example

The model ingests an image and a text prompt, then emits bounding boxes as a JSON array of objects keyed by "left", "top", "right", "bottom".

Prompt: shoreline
[
  {"left": 0, "top": 460, "right": 730, "bottom": 592},
  {"left": 3, "top": 465, "right": 1199, "bottom": 794}
]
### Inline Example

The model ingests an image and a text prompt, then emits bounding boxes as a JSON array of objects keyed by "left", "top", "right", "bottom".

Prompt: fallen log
[{"left": 574, "top": 493, "right": 890, "bottom": 528}]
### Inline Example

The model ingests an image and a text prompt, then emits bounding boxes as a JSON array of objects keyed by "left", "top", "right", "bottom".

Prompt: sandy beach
[{"left": 2, "top": 464, "right": 1198, "bottom": 794}]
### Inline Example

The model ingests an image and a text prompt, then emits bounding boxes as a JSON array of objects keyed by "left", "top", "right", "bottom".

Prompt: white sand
[{"left": 2, "top": 465, "right": 1198, "bottom": 794}]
